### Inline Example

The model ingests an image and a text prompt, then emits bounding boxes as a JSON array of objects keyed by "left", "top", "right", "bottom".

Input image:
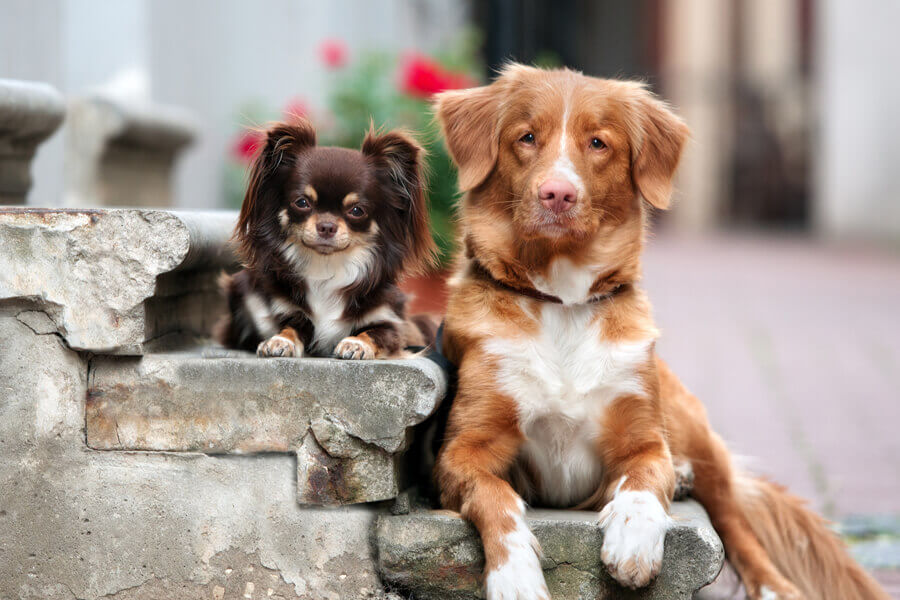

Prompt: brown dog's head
[
  {"left": 436, "top": 64, "right": 688, "bottom": 264},
  {"left": 235, "top": 118, "right": 434, "bottom": 279}
]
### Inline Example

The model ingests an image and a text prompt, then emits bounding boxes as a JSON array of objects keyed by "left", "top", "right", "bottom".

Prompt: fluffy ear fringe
[
  {"left": 433, "top": 84, "right": 501, "bottom": 192},
  {"left": 627, "top": 88, "right": 690, "bottom": 210},
  {"left": 362, "top": 124, "right": 437, "bottom": 274},
  {"left": 234, "top": 118, "right": 316, "bottom": 267}
]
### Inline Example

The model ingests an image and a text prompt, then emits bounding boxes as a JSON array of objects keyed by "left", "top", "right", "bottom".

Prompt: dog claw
[
  {"left": 257, "top": 335, "right": 302, "bottom": 358},
  {"left": 334, "top": 337, "right": 375, "bottom": 360}
]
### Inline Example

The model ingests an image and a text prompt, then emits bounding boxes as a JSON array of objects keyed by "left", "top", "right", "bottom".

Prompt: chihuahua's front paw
[
  {"left": 334, "top": 336, "right": 376, "bottom": 360},
  {"left": 257, "top": 334, "right": 303, "bottom": 358}
]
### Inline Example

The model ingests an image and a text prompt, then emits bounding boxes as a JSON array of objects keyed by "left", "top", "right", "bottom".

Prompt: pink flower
[
  {"left": 231, "top": 128, "right": 263, "bottom": 163},
  {"left": 318, "top": 38, "right": 348, "bottom": 69},
  {"left": 283, "top": 97, "right": 310, "bottom": 120},
  {"left": 399, "top": 53, "right": 475, "bottom": 98}
]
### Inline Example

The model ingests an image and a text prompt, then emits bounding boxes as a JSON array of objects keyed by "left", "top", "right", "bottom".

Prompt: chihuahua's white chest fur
[{"left": 278, "top": 243, "right": 379, "bottom": 353}]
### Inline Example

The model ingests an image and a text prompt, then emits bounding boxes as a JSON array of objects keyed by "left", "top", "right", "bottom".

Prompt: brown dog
[{"left": 433, "top": 64, "right": 887, "bottom": 600}]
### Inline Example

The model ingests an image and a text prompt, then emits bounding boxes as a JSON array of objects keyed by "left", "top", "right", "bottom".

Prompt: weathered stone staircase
[{"left": 0, "top": 78, "right": 726, "bottom": 599}]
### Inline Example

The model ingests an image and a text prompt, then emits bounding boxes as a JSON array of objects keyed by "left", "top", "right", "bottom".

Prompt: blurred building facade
[
  {"left": 2, "top": 0, "right": 899, "bottom": 242},
  {"left": 0, "top": 0, "right": 467, "bottom": 210}
]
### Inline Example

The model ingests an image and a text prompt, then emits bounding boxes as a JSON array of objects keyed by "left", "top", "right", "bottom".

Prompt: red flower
[
  {"left": 283, "top": 97, "right": 310, "bottom": 120},
  {"left": 318, "top": 38, "right": 348, "bottom": 69},
  {"left": 231, "top": 128, "right": 263, "bottom": 163},
  {"left": 400, "top": 53, "right": 475, "bottom": 98}
]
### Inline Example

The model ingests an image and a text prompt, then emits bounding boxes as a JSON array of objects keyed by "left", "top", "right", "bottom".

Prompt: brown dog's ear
[
  {"left": 630, "top": 92, "right": 690, "bottom": 210},
  {"left": 434, "top": 84, "right": 503, "bottom": 192},
  {"left": 362, "top": 127, "right": 436, "bottom": 273},
  {"left": 235, "top": 119, "right": 316, "bottom": 266}
]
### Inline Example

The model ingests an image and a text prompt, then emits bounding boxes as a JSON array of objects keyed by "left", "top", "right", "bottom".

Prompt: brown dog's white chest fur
[{"left": 483, "top": 259, "right": 654, "bottom": 507}]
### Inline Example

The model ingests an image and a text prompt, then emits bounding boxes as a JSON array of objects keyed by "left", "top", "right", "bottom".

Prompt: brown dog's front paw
[
  {"left": 334, "top": 336, "right": 376, "bottom": 360},
  {"left": 257, "top": 334, "right": 303, "bottom": 358}
]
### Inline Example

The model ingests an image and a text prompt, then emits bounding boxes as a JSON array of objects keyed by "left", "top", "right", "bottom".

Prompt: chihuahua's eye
[
  {"left": 519, "top": 132, "right": 535, "bottom": 145},
  {"left": 590, "top": 137, "right": 607, "bottom": 150},
  {"left": 347, "top": 205, "right": 366, "bottom": 218},
  {"left": 294, "top": 196, "right": 311, "bottom": 210}
]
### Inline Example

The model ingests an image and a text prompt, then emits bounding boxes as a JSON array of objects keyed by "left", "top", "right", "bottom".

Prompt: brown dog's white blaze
[
  {"left": 435, "top": 64, "right": 887, "bottom": 600},
  {"left": 214, "top": 117, "right": 439, "bottom": 360}
]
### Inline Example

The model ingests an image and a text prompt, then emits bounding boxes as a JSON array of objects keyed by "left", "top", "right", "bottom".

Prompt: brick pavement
[{"left": 643, "top": 231, "right": 900, "bottom": 595}]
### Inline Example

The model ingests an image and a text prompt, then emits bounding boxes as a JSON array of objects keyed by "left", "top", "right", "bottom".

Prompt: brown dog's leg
[
  {"left": 593, "top": 394, "right": 677, "bottom": 589},
  {"left": 435, "top": 359, "right": 549, "bottom": 600}
]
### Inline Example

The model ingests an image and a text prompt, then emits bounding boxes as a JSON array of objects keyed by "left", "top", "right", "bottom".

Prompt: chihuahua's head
[{"left": 236, "top": 118, "right": 435, "bottom": 282}]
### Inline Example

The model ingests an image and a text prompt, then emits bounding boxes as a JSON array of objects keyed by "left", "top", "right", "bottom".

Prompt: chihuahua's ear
[
  {"left": 236, "top": 119, "right": 316, "bottom": 266},
  {"left": 362, "top": 127, "right": 436, "bottom": 272},
  {"left": 434, "top": 83, "right": 503, "bottom": 192},
  {"left": 627, "top": 87, "right": 689, "bottom": 210}
]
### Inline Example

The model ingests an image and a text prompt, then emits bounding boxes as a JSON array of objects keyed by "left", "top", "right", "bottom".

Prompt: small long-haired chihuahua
[{"left": 215, "top": 118, "right": 437, "bottom": 359}]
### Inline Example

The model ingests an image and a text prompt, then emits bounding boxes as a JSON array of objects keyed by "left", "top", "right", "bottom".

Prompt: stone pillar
[
  {"left": 65, "top": 95, "right": 197, "bottom": 207},
  {"left": 814, "top": 0, "right": 900, "bottom": 241},
  {"left": 0, "top": 79, "right": 65, "bottom": 205},
  {"left": 659, "top": 0, "right": 734, "bottom": 231}
]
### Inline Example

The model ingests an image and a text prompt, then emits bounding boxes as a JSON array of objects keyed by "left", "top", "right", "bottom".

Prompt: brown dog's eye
[
  {"left": 519, "top": 132, "right": 535, "bottom": 145},
  {"left": 590, "top": 137, "right": 607, "bottom": 150},
  {"left": 347, "top": 205, "right": 366, "bottom": 219},
  {"left": 294, "top": 196, "right": 311, "bottom": 210}
]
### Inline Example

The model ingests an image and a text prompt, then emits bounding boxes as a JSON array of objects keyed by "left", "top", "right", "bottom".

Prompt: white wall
[
  {"left": 815, "top": 0, "right": 900, "bottom": 241},
  {"left": 0, "top": 0, "right": 468, "bottom": 208}
]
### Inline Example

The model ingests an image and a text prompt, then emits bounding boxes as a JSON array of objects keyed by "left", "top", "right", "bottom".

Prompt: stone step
[
  {"left": 376, "top": 501, "right": 724, "bottom": 600},
  {"left": 0, "top": 207, "right": 238, "bottom": 354},
  {"left": 87, "top": 352, "right": 447, "bottom": 505}
]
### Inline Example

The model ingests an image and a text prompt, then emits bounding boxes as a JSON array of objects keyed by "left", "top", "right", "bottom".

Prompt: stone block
[
  {"left": 66, "top": 95, "right": 196, "bottom": 207},
  {"left": 87, "top": 353, "right": 447, "bottom": 505},
  {"left": 0, "top": 208, "right": 238, "bottom": 354},
  {"left": 376, "top": 501, "right": 725, "bottom": 600},
  {"left": 0, "top": 79, "right": 65, "bottom": 204},
  {"left": 0, "top": 311, "right": 394, "bottom": 600}
]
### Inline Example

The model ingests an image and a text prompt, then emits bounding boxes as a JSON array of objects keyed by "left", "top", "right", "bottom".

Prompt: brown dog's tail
[{"left": 736, "top": 475, "right": 889, "bottom": 600}]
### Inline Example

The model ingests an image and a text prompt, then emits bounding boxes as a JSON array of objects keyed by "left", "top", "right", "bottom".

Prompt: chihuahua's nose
[
  {"left": 539, "top": 179, "right": 577, "bottom": 213},
  {"left": 316, "top": 221, "right": 337, "bottom": 238}
]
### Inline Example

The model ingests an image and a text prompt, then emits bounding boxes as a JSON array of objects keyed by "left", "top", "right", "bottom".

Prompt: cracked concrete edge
[
  {"left": 0, "top": 208, "right": 238, "bottom": 354},
  {"left": 296, "top": 429, "right": 401, "bottom": 506},
  {"left": 86, "top": 354, "right": 447, "bottom": 454}
]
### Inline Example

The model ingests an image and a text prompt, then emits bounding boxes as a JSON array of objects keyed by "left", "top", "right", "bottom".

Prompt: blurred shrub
[{"left": 224, "top": 32, "right": 484, "bottom": 267}]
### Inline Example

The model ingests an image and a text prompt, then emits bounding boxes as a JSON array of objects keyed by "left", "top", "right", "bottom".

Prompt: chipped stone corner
[
  {"left": 296, "top": 426, "right": 400, "bottom": 506},
  {"left": 0, "top": 208, "right": 238, "bottom": 355}
]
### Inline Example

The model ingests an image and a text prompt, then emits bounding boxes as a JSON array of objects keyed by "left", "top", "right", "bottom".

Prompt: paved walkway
[{"left": 643, "top": 231, "right": 900, "bottom": 594}]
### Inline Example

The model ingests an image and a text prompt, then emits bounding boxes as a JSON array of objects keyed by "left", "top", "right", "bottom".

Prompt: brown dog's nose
[
  {"left": 538, "top": 179, "right": 577, "bottom": 213},
  {"left": 316, "top": 221, "right": 337, "bottom": 238}
]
